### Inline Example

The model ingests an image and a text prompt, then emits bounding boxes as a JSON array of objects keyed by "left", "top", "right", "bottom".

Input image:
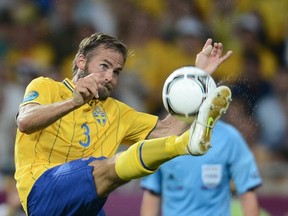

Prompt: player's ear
[{"left": 76, "top": 54, "right": 86, "bottom": 71}]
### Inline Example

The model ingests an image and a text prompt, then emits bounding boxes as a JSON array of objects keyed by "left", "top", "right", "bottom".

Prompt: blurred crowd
[{"left": 0, "top": 0, "right": 287, "bottom": 215}]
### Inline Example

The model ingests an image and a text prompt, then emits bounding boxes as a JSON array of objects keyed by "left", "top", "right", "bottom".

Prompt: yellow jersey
[{"left": 14, "top": 77, "right": 158, "bottom": 212}]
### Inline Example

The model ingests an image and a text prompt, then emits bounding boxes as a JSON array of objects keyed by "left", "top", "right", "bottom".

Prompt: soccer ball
[{"left": 162, "top": 66, "right": 216, "bottom": 123}]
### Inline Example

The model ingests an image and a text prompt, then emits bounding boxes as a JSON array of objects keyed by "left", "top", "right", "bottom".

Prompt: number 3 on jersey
[{"left": 79, "top": 123, "right": 90, "bottom": 147}]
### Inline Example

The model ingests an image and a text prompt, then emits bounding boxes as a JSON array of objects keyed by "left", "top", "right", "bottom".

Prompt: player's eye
[
  {"left": 113, "top": 70, "right": 120, "bottom": 76},
  {"left": 100, "top": 64, "right": 108, "bottom": 70}
]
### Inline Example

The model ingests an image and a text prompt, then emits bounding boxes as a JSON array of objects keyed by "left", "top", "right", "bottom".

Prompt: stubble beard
[{"left": 98, "top": 86, "right": 110, "bottom": 101}]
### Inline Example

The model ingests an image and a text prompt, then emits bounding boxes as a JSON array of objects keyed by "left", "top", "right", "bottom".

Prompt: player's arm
[
  {"left": 17, "top": 101, "right": 76, "bottom": 134},
  {"left": 239, "top": 190, "right": 261, "bottom": 216},
  {"left": 146, "top": 114, "right": 189, "bottom": 139},
  {"left": 17, "top": 74, "right": 99, "bottom": 134},
  {"left": 195, "top": 38, "right": 232, "bottom": 75},
  {"left": 140, "top": 190, "right": 161, "bottom": 216}
]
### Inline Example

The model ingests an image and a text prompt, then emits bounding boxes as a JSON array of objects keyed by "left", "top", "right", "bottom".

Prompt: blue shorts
[{"left": 27, "top": 157, "right": 107, "bottom": 216}]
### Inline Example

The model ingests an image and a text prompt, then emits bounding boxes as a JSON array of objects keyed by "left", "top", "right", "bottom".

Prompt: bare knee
[{"left": 89, "top": 156, "right": 128, "bottom": 197}]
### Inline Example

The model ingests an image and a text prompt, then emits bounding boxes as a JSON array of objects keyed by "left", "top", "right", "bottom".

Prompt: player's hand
[
  {"left": 72, "top": 73, "right": 99, "bottom": 107},
  {"left": 195, "top": 38, "right": 232, "bottom": 75}
]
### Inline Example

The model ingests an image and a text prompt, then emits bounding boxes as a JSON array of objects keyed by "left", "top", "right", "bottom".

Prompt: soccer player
[
  {"left": 14, "top": 32, "right": 232, "bottom": 215},
  {"left": 140, "top": 120, "right": 263, "bottom": 216}
]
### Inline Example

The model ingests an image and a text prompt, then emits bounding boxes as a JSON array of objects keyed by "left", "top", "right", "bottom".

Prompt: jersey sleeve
[
  {"left": 20, "top": 77, "right": 58, "bottom": 107},
  {"left": 120, "top": 106, "right": 158, "bottom": 145},
  {"left": 227, "top": 126, "right": 262, "bottom": 195},
  {"left": 140, "top": 169, "right": 162, "bottom": 195}
]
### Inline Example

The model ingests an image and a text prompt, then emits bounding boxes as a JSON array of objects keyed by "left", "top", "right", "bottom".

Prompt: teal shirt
[{"left": 141, "top": 121, "right": 262, "bottom": 216}]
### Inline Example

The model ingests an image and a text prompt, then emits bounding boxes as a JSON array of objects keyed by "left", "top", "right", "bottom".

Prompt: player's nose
[{"left": 104, "top": 70, "right": 114, "bottom": 81}]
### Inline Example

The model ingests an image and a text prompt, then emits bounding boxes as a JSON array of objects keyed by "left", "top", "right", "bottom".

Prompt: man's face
[{"left": 79, "top": 47, "right": 125, "bottom": 100}]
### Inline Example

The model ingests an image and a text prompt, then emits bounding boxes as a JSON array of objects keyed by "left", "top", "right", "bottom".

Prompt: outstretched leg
[{"left": 90, "top": 86, "right": 232, "bottom": 197}]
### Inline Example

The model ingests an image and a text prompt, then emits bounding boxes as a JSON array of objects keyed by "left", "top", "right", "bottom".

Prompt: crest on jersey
[
  {"left": 201, "top": 164, "right": 222, "bottom": 188},
  {"left": 92, "top": 106, "right": 107, "bottom": 126}
]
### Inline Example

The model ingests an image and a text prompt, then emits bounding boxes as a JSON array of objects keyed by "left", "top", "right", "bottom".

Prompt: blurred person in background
[
  {"left": 233, "top": 12, "right": 277, "bottom": 80},
  {"left": 0, "top": 8, "right": 23, "bottom": 173},
  {"left": 201, "top": 9, "right": 278, "bottom": 83},
  {"left": 255, "top": 67, "right": 288, "bottom": 160},
  {"left": 0, "top": 72, "right": 23, "bottom": 173},
  {"left": 73, "top": 0, "right": 116, "bottom": 36},
  {"left": 3, "top": 3, "right": 56, "bottom": 82},
  {"left": 47, "top": 0, "right": 116, "bottom": 80},
  {"left": 140, "top": 120, "right": 265, "bottom": 216},
  {"left": 0, "top": 172, "right": 25, "bottom": 216},
  {"left": 230, "top": 50, "right": 272, "bottom": 116},
  {"left": 0, "top": 8, "right": 14, "bottom": 58},
  {"left": 222, "top": 95, "right": 271, "bottom": 168},
  {"left": 162, "top": 15, "right": 212, "bottom": 77},
  {"left": 237, "top": 0, "right": 288, "bottom": 51},
  {"left": 159, "top": 0, "right": 204, "bottom": 36}
]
